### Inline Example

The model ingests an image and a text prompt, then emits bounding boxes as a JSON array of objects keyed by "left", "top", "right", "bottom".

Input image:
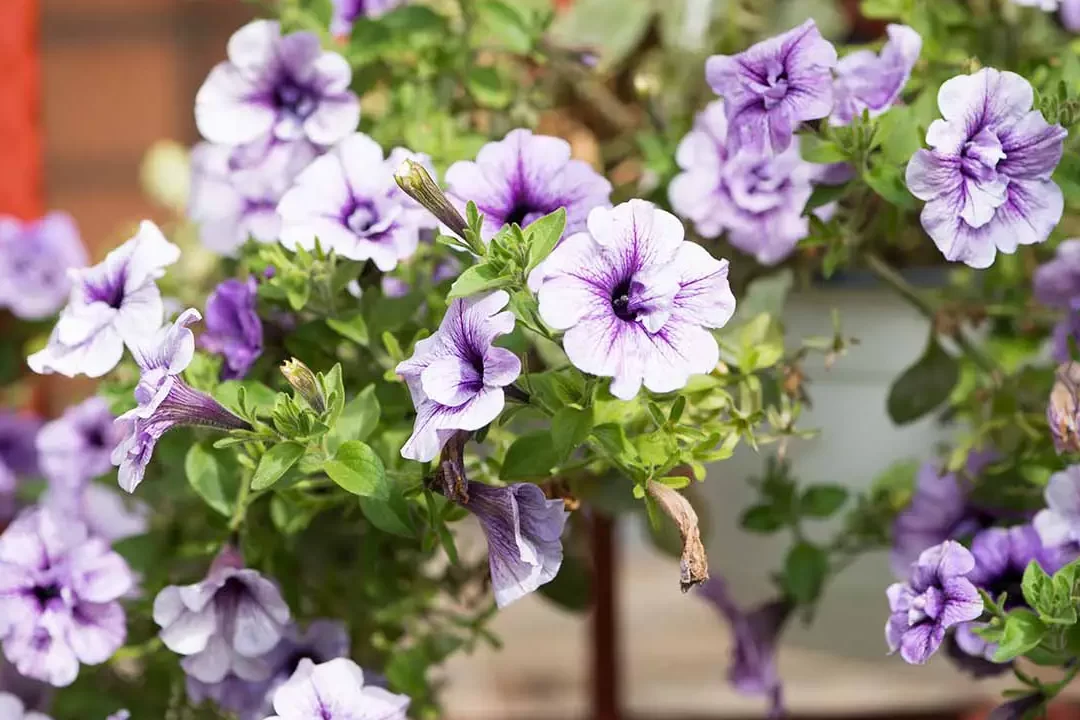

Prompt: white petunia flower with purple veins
[
  {"left": 905, "top": 68, "right": 1068, "bottom": 269},
  {"left": 0, "top": 693, "right": 51, "bottom": 720},
  {"left": 196, "top": 20, "right": 360, "bottom": 149},
  {"left": 0, "top": 508, "right": 133, "bottom": 687},
  {"left": 831, "top": 25, "right": 922, "bottom": 126},
  {"left": 0, "top": 213, "right": 87, "bottom": 320},
  {"left": 532, "top": 200, "right": 736, "bottom": 400},
  {"left": 28, "top": 221, "right": 181, "bottom": 379},
  {"left": 330, "top": 0, "right": 403, "bottom": 36},
  {"left": 264, "top": 657, "right": 409, "bottom": 720},
  {"left": 154, "top": 546, "right": 291, "bottom": 686},
  {"left": 1034, "top": 465, "right": 1080, "bottom": 549},
  {"left": 279, "top": 134, "right": 438, "bottom": 271},
  {"left": 396, "top": 291, "right": 521, "bottom": 463},
  {"left": 705, "top": 19, "right": 837, "bottom": 154},
  {"left": 444, "top": 128, "right": 612, "bottom": 242},
  {"left": 36, "top": 397, "right": 121, "bottom": 486}
]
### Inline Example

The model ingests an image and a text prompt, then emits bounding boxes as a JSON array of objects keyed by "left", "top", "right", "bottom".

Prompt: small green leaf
[
  {"left": 185, "top": 444, "right": 232, "bottom": 517},
  {"left": 783, "top": 542, "right": 829, "bottom": 605},
  {"left": 886, "top": 334, "right": 960, "bottom": 425},
  {"left": 466, "top": 66, "right": 512, "bottom": 109},
  {"left": 864, "top": 160, "right": 915, "bottom": 208},
  {"left": 501, "top": 432, "right": 559, "bottom": 481},
  {"left": 328, "top": 384, "right": 381, "bottom": 453},
  {"left": 992, "top": 610, "right": 1047, "bottom": 663},
  {"left": 551, "top": 405, "right": 593, "bottom": 463},
  {"left": 591, "top": 423, "right": 639, "bottom": 464},
  {"left": 740, "top": 504, "right": 785, "bottom": 533},
  {"left": 326, "top": 312, "right": 370, "bottom": 345},
  {"left": 446, "top": 264, "right": 510, "bottom": 300},
  {"left": 251, "top": 442, "right": 306, "bottom": 490},
  {"left": 475, "top": 0, "right": 533, "bottom": 54},
  {"left": 324, "top": 441, "right": 389, "bottom": 499},
  {"left": 214, "top": 380, "right": 277, "bottom": 417},
  {"left": 525, "top": 208, "right": 566, "bottom": 271},
  {"left": 799, "top": 134, "right": 848, "bottom": 163},
  {"left": 800, "top": 485, "right": 849, "bottom": 518},
  {"left": 359, "top": 492, "right": 415, "bottom": 538}
]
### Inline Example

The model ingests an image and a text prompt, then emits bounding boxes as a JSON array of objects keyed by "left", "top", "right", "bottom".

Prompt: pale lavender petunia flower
[
  {"left": 886, "top": 540, "right": 985, "bottom": 665},
  {"left": 202, "top": 277, "right": 264, "bottom": 380},
  {"left": 42, "top": 482, "right": 149, "bottom": 545},
  {"left": 1034, "top": 239, "right": 1080, "bottom": 308},
  {"left": 831, "top": 25, "right": 921, "bottom": 126},
  {"left": 532, "top": 200, "right": 736, "bottom": 400},
  {"left": 279, "top": 135, "right": 438, "bottom": 271},
  {"left": 1063, "top": 0, "right": 1080, "bottom": 30},
  {"left": 1034, "top": 465, "right": 1080, "bottom": 549},
  {"left": 444, "top": 129, "right": 612, "bottom": 242},
  {"left": 0, "top": 508, "right": 132, "bottom": 687},
  {"left": 36, "top": 397, "right": 120, "bottom": 485},
  {"left": 396, "top": 291, "right": 521, "bottom": 462},
  {"left": 0, "top": 213, "right": 87, "bottom": 320},
  {"left": 331, "top": 0, "right": 404, "bottom": 35},
  {"left": 905, "top": 68, "right": 1067, "bottom": 269},
  {"left": 705, "top": 20, "right": 837, "bottom": 154},
  {"left": 154, "top": 546, "right": 290, "bottom": 685},
  {"left": 28, "top": 221, "right": 181, "bottom": 378},
  {"left": 0, "top": 693, "right": 51, "bottom": 720},
  {"left": 264, "top": 657, "right": 409, "bottom": 720}
]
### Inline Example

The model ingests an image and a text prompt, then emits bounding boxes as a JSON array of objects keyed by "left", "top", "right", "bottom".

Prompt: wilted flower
[
  {"left": 1047, "top": 362, "right": 1080, "bottom": 453},
  {"left": 154, "top": 546, "right": 290, "bottom": 685},
  {"left": 202, "top": 277, "right": 264, "bottom": 380},
  {"left": 1034, "top": 464, "right": 1080, "bottom": 549},
  {"left": 35, "top": 397, "right": 119, "bottom": 485},
  {"left": 886, "top": 540, "right": 984, "bottom": 665},
  {"left": 831, "top": 25, "right": 921, "bottom": 125},
  {"left": 0, "top": 693, "right": 51, "bottom": 720},
  {"left": 28, "top": 221, "right": 180, "bottom": 378},
  {"left": 0, "top": 213, "right": 87, "bottom": 320},
  {"left": 532, "top": 200, "right": 736, "bottom": 400},
  {"left": 265, "top": 658, "right": 409, "bottom": 720},
  {"left": 330, "top": 0, "right": 403, "bottom": 35},
  {"left": 705, "top": 19, "right": 837, "bottom": 153},
  {"left": 396, "top": 291, "right": 521, "bottom": 462},
  {"left": 196, "top": 20, "right": 359, "bottom": 148},
  {"left": 444, "top": 128, "right": 612, "bottom": 242},
  {"left": 905, "top": 69, "right": 1067, "bottom": 268},
  {"left": 0, "top": 508, "right": 132, "bottom": 687}
]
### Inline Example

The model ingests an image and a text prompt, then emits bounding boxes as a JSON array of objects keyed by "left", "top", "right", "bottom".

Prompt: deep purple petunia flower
[
  {"left": 154, "top": 546, "right": 290, "bottom": 685},
  {"left": 905, "top": 68, "right": 1067, "bottom": 269},
  {"left": 112, "top": 309, "right": 251, "bottom": 493},
  {"left": 396, "top": 290, "right": 521, "bottom": 462},
  {"left": 0, "top": 213, "right": 87, "bottom": 320},
  {"left": 830, "top": 25, "right": 921, "bottom": 126},
  {"left": 28, "top": 221, "right": 181, "bottom": 379},
  {"left": 196, "top": 20, "right": 359, "bottom": 148},
  {"left": 0, "top": 413, "right": 41, "bottom": 522},
  {"left": 532, "top": 200, "right": 736, "bottom": 400},
  {"left": 886, "top": 540, "right": 984, "bottom": 665},
  {"left": 1034, "top": 464, "right": 1080, "bottom": 549},
  {"left": 201, "top": 277, "right": 264, "bottom": 380},
  {"left": 330, "top": 0, "right": 403, "bottom": 36},
  {"left": 0, "top": 508, "right": 132, "bottom": 687},
  {"left": 705, "top": 20, "right": 837, "bottom": 154},
  {"left": 698, "top": 576, "right": 791, "bottom": 719},
  {"left": 444, "top": 129, "right": 612, "bottom": 242},
  {"left": 265, "top": 657, "right": 409, "bottom": 720},
  {"left": 0, "top": 693, "right": 51, "bottom": 720},
  {"left": 279, "top": 135, "right": 438, "bottom": 271},
  {"left": 35, "top": 397, "right": 120, "bottom": 486}
]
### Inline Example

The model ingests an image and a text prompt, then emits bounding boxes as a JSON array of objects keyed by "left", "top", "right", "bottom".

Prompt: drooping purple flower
[
  {"left": 532, "top": 200, "right": 736, "bottom": 400},
  {"left": 28, "top": 221, "right": 181, "bottom": 378},
  {"left": 201, "top": 277, "right": 264, "bottom": 380},
  {"left": 886, "top": 540, "right": 985, "bottom": 665},
  {"left": 1034, "top": 464, "right": 1080, "bottom": 549},
  {"left": 330, "top": 0, "right": 404, "bottom": 36},
  {"left": 189, "top": 139, "right": 318, "bottom": 257},
  {"left": 444, "top": 129, "right": 612, "bottom": 242},
  {"left": 0, "top": 693, "right": 51, "bottom": 720},
  {"left": 830, "top": 25, "right": 921, "bottom": 126},
  {"left": 279, "top": 135, "right": 438, "bottom": 271},
  {"left": 0, "top": 508, "right": 132, "bottom": 687},
  {"left": 698, "top": 577, "right": 791, "bottom": 719},
  {"left": 704, "top": 20, "right": 838, "bottom": 154},
  {"left": 153, "top": 546, "right": 290, "bottom": 685},
  {"left": 0, "top": 213, "right": 87, "bottom": 320},
  {"left": 265, "top": 658, "right": 409, "bottom": 720},
  {"left": 35, "top": 397, "right": 120, "bottom": 486},
  {"left": 396, "top": 291, "right": 521, "bottom": 462},
  {"left": 112, "top": 310, "right": 251, "bottom": 493},
  {"left": 905, "top": 69, "right": 1067, "bottom": 269},
  {"left": 196, "top": 20, "right": 359, "bottom": 148},
  {"left": 1048, "top": 362, "right": 1080, "bottom": 452}
]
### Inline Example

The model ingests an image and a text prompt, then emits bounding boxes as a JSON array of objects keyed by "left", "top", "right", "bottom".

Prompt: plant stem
[{"left": 230, "top": 475, "right": 253, "bottom": 532}]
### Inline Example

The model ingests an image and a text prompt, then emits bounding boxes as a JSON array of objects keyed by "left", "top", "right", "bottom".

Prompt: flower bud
[
  {"left": 1049, "top": 362, "right": 1080, "bottom": 453},
  {"left": 394, "top": 158, "right": 469, "bottom": 241},
  {"left": 281, "top": 358, "right": 325, "bottom": 414}
]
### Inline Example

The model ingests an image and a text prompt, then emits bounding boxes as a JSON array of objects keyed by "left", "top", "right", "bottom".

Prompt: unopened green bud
[
  {"left": 394, "top": 159, "right": 469, "bottom": 241},
  {"left": 281, "top": 358, "right": 325, "bottom": 413}
]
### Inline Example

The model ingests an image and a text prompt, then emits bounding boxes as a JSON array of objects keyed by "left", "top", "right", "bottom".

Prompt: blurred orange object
[{"left": 0, "top": 0, "right": 43, "bottom": 220}]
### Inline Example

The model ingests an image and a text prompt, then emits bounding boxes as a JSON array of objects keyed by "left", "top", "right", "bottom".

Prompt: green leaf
[
  {"left": 324, "top": 441, "right": 389, "bottom": 499},
  {"left": 475, "top": 0, "right": 534, "bottom": 54},
  {"left": 864, "top": 160, "right": 915, "bottom": 208},
  {"left": 326, "top": 311, "right": 370, "bottom": 345},
  {"left": 551, "top": 405, "right": 593, "bottom": 463},
  {"left": 729, "top": 271, "right": 793, "bottom": 324},
  {"left": 214, "top": 380, "right": 277, "bottom": 417},
  {"left": 799, "top": 134, "right": 848, "bottom": 163},
  {"left": 328, "top": 384, "right": 381, "bottom": 453},
  {"left": 740, "top": 504, "right": 785, "bottom": 533},
  {"left": 466, "top": 66, "right": 512, "bottom": 109},
  {"left": 501, "top": 432, "right": 559, "bottom": 481},
  {"left": 446, "top": 264, "right": 510, "bottom": 300},
  {"left": 590, "top": 423, "right": 639, "bottom": 465},
  {"left": 251, "top": 442, "right": 305, "bottom": 490},
  {"left": 525, "top": 208, "right": 567, "bottom": 272},
  {"left": 886, "top": 335, "right": 960, "bottom": 425},
  {"left": 782, "top": 542, "right": 829, "bottom": 605},
  {"left": 1025, "top": 560, "right": 1079, "bottom": 625},
  {"left": 185, "top": 444, "right": 233, "bottom": 517},
  {"left": 359, "top": 490, "right": 415, "bottom": 538},
  {"left": 800, "top": 485, "right": 849, "bottom": 518},
  {"left": 992, "top": 609, "right": 1047, "bottom": 663}
]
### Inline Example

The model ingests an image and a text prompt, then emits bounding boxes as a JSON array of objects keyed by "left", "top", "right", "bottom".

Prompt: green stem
[{"left": 230, "top": 475, "right": 254, "bottom": 532}]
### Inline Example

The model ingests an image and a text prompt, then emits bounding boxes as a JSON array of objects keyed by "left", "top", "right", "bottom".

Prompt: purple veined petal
[
  {"left": 420, "top": 356, "right": 482, "bottom": 408},
  {"left": 905, "top": 150, "right": 962, "bottom": 202},
  {"left": 585, "top": 200, "right": 683, "bottom": 268},
  {"left": 998, "top": 109, "right": 1069, "bottom": 180},
  {"left": 531, "top": 235, "right": 611, "bottom": 324},
  {"left": 967, "top": 528, "right": 1012, "bottom": 586},
  {"left": 401, "top": 391, "right": 507, "bottom": 462},
  {"left": 195, "top": 63, "right": 275, "bottom": 146},
  {"left": 66, "top": 602, "right": 126, "bottom": 665},
  {"left": 5, "top": 624, "right": 81, "bottom": 688},
  {"left": 66, "top": 540, "right": 134, "bottom": 604},
  {"left": 482, "top": 347, "right": 522, "bottom": 388},
  {"left": 938, "top": 578, "right": 984, "bottom": 626},
  {"left": 303, "top": 94, "right": 361, "bottom": 149},
  {"left": 277, "top": 151, "right": 352, "bottom": 222},
  {"left": 638, "top": 318, "right": 721, "bottom": 395},
  {"left": 898, "top": 622, "right": 944, "bottom": 665},
  {"left": 123, "top": 221, "right": 182, "bottom": 290},
  {"left": 156, "top": 599, "right": 217, "bottom": 656},
  {"left": 831, "top": 24, "right": 922, "bottom": 126},
  {"left": 919, "top": 540, "right": 976, "bottom": 579},
  {"left": 668, "top": 243, "right": 736, "bottom": 329},
  {"left": 562, "top": 314, "right": 648, "bottom": 401},
  {"left": 131, "top": 308, "right": 201, "bottom": 375},
  {"left": 182, "top": 635, "right": 234, "bottom": 684},
  {"left": 226, "top": 19, "right": 281, "bottom": 72},
  {"left": 338, "top": 133, "right": 391, "bottom": 199}
]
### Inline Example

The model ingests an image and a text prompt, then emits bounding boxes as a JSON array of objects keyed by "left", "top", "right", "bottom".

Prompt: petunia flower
[
  {"left": 1033, "top": 240, "right": 1080, "bottom": 362},
  {"left": 264, "top": 657, "right": 409, "bottom": 720},
  {"left": 330, "top": 0, "right": 403, "bottom": 36},
  {"left": 886, "top": 540, "right": 985, "bottom": 664},
  {"left": 532, "top": 200, "right": 736, "bottom": 400},
  {"left": 0, "top": 693, "right": 51, "bottom": 720},
  {"left": 1034, "top": 464, "right": 1080, "bottom": 549},
  {"left": 905, "top": 68, "right": 1067, "bottom": 269},
  {"left": 0, "top": 508, "right": 133, "bottom": 687},
  {"left": 201, "top": 277, "right": 264, "bottom": 380},
  {"left": 396, "top": 291, "right": 521, "bottom": 462},
  {"left": 28, "top": 221, "right": 181, "bottom": 378},
  {"left": 153, "top": 546, "right": 291, "bottom": 685},
  {"left": 279, "top": 135, "right": 438, "bottom": 271},
  {"left": 705, "top": 19, "right": 837, "bottom": 153},
  {"left": 35, "top": 397, "right": 120, "bottom": 486},
  {"left": 42, "top": 482, "right": 149, "bottom": 545},
  {"left": 196, "top": 20, "right": 359, "bottom": 148},
  {"left": 1048, "top": 362, "right": 1080, "bottom": 453},
  {"left": 444, "top": 128, "right": 612, "bottom": 242},
  {"left": 0, "top": 213, "right": 87, "bottom": 320},
  {"left": 830, "top": 25, "right": 922, "bottom": 126}
]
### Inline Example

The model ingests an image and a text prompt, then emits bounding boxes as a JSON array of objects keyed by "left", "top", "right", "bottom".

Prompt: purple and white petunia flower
[
  {"left": 154, "top": 546, "right": 290, "bottom": 686},
  {"left": 886, "top": 540, "right": 985, "bottom": 665},
  {"left": 201, "top": 277, "right": 264, "bottom": 380},
  {"left": 396, "top": 291, "right": 521, "bottom": 462},
  {"left": 905, "top": 68, "right": 1067, "bottom": 269},
  {"left": 0, "top": 693, "right": 51, "bottom": 720},
  {"left": 532, "top": 200, "right": 736, "bottom": 400},
  {"left": 264, "top": 657, "right": 409, "bottom": 720},
  {"left": 831, "top": 25, "right": 921, "bottom": 126},
  {"left": 0, "top": 508, "right": 133, "bottom": 687},
  {"left": 330, "top": 0, "right": 404, "bottom": 36},
  {"left": 35, "top": 397, "right": 120, "bottom": 486},
  {"left": 28, "top": 221, "right": 181, "bottom": 379},
  {"left": 1034, "top": 465, "right": 1080, "bottom": 549},
  {"left": 196, "top": 20, "right": 359, "bottom": 148},
  {"left": 112, "top": 309, "right": 251, "bottom": 493},
  {"left": 0, "top": 213, "right": 87, "bottom": 320},
  {"left": 444, "top": 129, "right": 612, "bottom": 242},
  {"left": 705, "top": 20, "right": 837, "bottom": 154},
  {"left": 279, "top": 135, "right": 438, "bottom": 271}
]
